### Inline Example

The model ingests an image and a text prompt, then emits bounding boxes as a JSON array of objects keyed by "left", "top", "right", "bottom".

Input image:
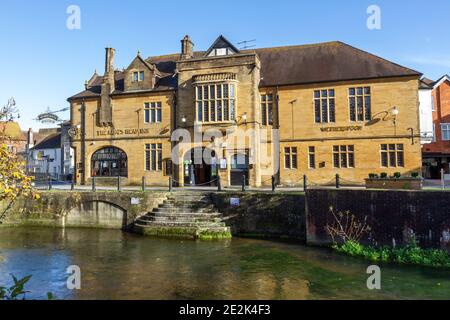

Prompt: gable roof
[
  {"left": 433, "top": 74, "right": 450, "bottom": 89},
  {"left": 250, "top": 41, "right": 420, "bottom": 87},
  {"left": 204, "top": 35, "right": 240, "bottom": 57},
  {"left": 68, "top": 40, "right": 421, "bottom": 100},
  {"left": 32, "top": 133, "right": 61, "bottom": 150},
  {"left": 420, "top": 77, "right": 435, "bottom": 89}
]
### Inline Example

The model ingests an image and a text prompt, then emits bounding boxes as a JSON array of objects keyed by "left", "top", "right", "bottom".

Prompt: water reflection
[{"left": 0, "top": 227, "right": 449, "bottom": 300}]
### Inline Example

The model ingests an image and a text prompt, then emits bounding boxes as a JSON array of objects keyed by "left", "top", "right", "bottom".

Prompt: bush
[
  {"left": 411, "top": 172, "right": 420, "bottom": 178},
  {"left": 368, "top": 173, "right": 379, "bottom": 179},
  {"left": 333, "top": 240, "right": 450, "bottom": 268},
  {"left": 380, "top": 172, "right": 388, "bottom": 179},
  {"left": 393, "top": 172, "right": 401, "bottom": 179}
]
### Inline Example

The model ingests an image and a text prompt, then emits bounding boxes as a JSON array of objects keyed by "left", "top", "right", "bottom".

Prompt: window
[
  {"left": 144, "top": 102, "right": 162, "bottom": 123},
  {"left": 314, "top": 89, "right": 335, "bottom": 123},
  {"left": 441, "top": 124, "right": 450, "bottom": 141},
  {"left": 91, "top": 147, "right": 128, "bottom": 177},
  {"left": 145, "top": 144, "right": 162, "bottom": 171},
  {"left": 432, "top": 95, "right": 435, "bottom": 111},
  {"left": 196, "top": 84, "right": 236, "bottom": 122},
  {"left": 349, "top": 87, "right": 371, "bottom": 121},
  {"left": 261, "top": 94, "right": 274, "bottom": 126},
  {"left": 164, "top": 159, "right": 173, "bottom": 176},
  {"left": 333, "top": 145, "right": 355, "bottom": 168},
  {"left": 284, "top": 147, "right": 297, "bottom": 169},
  {"left": 133, "top": 71, "right": 144, "bottom": 82},
  {"left": 380, "top": 144, "right": 404, "bottom": 167},
  {"left": 308, "top": 146, "right": 316, "bottom": 169}
]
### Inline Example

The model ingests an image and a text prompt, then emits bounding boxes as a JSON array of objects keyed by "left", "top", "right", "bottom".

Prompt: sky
[{"left": 1, "top": 0, "right": 449, "bottom": 130}]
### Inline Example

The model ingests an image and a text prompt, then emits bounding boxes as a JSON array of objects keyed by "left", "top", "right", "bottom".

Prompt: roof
[
  {"left": 32, "top": 133, "right": 61, "bottom": 150},
  {"left": 68, "top": 40, "right": 421, "bottom": 100},
  {"left": 433, "top": 74, "right": 450, "bottom": 89},
  {"left": 420, "top": 77, "right": 435, "bottom": 89}
]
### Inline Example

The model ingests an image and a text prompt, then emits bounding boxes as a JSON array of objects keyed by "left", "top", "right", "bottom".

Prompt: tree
[{"left": 0, "top": 98, "right": 39, "bottom": 222}]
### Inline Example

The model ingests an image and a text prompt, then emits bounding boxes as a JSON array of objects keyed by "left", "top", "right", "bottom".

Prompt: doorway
[
  {"left": 230, "top": 153, "right": 249, "bottom": 186},
  {"left": 183, "top": 147, "right": 218, "bottom": 186}
]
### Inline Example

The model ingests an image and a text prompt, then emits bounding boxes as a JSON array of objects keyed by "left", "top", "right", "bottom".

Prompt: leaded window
[
  {"left": 261, "top": 94, "right": 274, "bottom": 126},
  {"left": 144, "top": 102, "right": 162, "bottom": 123},
  {"left": 196, "top": 84, "right": 236, "bottom": 122},
  {"left": 333, "top": 145, "right": 355, "bottom": 168},
  {"left": 314, "top": 89, "right": 335, "bottom": 123},
  {"left": 145, "top": 143, "right": 162, "bottom": 171},
  {"left": 380, "top": 144, "right": 404, "bottom": 167},
  {"left": 349, "top": 87, "right": 371, "bottom": 121}
]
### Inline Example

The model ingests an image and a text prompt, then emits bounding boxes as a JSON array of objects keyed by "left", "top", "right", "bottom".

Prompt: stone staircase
[{"left": 133, "top": 193, "right": 231, "bottom": 240}]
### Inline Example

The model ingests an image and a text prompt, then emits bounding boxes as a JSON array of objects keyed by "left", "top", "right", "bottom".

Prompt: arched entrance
[
  {"left": 91, "top": 147, "right": 128, "bottom": 177},
  {"left": 183, "top": 147, "right": 218, "bottom": 186},
  {"left": 230, "top": 153, "right": 249, "bottom": 186}
]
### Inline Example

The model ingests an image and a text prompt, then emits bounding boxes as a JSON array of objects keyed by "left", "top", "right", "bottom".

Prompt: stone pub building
[{"left": 68, "top": 35, "right": 423, "bottom": 187}]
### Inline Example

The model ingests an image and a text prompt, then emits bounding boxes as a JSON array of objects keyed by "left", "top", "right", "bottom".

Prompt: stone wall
[
  {"left": 1, "top": 191, "right": 169, "bottom": 230},
  {"left": 306, "top": 189, "right": 450, "bottom": 251},
  {"left": 210, "top": 192, "right": 306, "bottom": 240}
]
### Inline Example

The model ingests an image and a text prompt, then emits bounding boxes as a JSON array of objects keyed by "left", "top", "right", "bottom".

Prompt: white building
[
  {"left": 419, "top": 78, "right": 435, "bottom": 144},
  {"left": 27, "top": 128, "right": 74, "bottom": 180}
]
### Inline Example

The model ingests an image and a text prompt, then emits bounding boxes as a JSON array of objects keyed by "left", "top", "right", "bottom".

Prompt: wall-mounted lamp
[
  {"left": 181, "top": 115, "right": 187, "bottom": 123},
  {"left": 242, "top": 113, "right": 247, "bottom": 124},
  {"left": 391, "top": 106, "right": 399, "bottom": 125}
]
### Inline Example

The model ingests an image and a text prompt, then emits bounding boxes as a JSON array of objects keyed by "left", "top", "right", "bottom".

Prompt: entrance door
[
  {"left": 183, "top": 148, "right": 217, "bottom": 186},
  {"left": 230, "top": 153, "right": 249, "bottom": 186}
]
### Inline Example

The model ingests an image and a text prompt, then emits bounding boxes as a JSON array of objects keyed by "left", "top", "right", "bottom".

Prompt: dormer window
[
  {"left": 204, "top": 35, "right": 240, "bottom": 58},
  {"left": 133, "top": 71, "right": 144, "bottom": 82}
]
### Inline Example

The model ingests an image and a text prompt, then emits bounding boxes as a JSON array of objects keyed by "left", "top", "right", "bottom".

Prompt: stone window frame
[
  {"left": 348, "top": 86, "right": 371, "bottom": 122},
  {"left": 441, "top": 123, "right": 450, "bottom": 141},
  {"left": 380, "top": 143, "right": 404, "bottom": 168},
  {"left": 314, "top": 89, "right": 336, "bottom": 123},
  {"left": 133, "top": 71, "right": 145, "bottom": 82},
  {"left": 332, "top": 145, "right": 355, "bottom": 168},
  {"left": 284, "top": 146, "right": 298, "bottom": 170},
  {"left": 308, "top": 146, "right": 316, "bottom": 169},
  {"left": 145, "top": 143, "right": 162, "bottom": 171},
  {"left": 195, "top": 82, "right": 236, "bottom": 123},
  {"left": 144, "top": 102, "right": 162, "bottom": 123},
  {"left": 261, "top": 93, "right": 274, "bottom": 126}
]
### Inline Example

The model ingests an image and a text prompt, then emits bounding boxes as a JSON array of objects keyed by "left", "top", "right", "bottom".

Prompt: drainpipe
[
  {"left": 80, "top": 100, "right": 86, "bottom": 185},
  {"left": 275, "top": 86, "right": 281, "bottom": 184}
]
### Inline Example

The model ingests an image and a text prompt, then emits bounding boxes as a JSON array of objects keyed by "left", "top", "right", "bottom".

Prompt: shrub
[
  {"left": 411, "top": 172, "right": 420, "bottom": 178},
  {"left": 380, "top": 172, "right": 388, "bottom": 179},
  {"left": 368, "top": 173, "right": 378, "bottom": 179},
  {"left": 393, "top": 172, "right": 401, "bottom": 179},
  {"left": 333, "top": 240, "right": 450, "bottom": 268}
]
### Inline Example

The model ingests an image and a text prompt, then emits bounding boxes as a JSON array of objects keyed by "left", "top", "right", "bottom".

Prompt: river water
[{"left": 0, "top": 227, "right": 449, "bottom": 300}]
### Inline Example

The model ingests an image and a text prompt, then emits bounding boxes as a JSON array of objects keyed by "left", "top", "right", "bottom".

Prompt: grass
[{"left": 333, "top": 240, "right": 450, "bottom": 268}]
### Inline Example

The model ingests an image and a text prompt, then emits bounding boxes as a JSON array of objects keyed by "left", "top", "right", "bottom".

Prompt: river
[{"left": 0, "top": 227, "right": 449, "bottom": 300}]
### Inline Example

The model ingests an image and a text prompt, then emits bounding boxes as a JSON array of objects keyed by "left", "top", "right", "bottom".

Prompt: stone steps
[{"left": 133, "top": 192, "right": 231, "bottom": 240}]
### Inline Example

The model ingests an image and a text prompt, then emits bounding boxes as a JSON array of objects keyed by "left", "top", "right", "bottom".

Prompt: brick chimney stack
[
  {"left": 181, "top": 35, "right": 194, "bottom": 60},
  {"left": 99, "top": 47, "right": 115, "bottom": 126}
]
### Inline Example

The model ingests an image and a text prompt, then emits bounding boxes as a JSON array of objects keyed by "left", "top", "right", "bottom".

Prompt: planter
[{"left": 365, "top": 178, "right": 422, "bottom": 190}]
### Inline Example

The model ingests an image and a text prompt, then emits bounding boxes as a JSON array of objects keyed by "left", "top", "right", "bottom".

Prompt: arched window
[{"left": 91, "top": 147, "right": 127, "bottom": 177}]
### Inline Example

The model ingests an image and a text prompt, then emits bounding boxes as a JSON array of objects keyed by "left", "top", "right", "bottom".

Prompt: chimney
[
  {"left": 99, "top": 47, "right": 115, "bottom": 126},
  {"left": 27, "top": 128, "right": 34, "bottom": 151},
  {"left": 105, "top": 47, "right": 115, "bottom": 74},
  {"left": 181, "top": 35, "right": 194, "bottom": 60}
]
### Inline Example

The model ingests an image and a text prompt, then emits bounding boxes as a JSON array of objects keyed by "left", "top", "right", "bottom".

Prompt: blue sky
[{"left": 1, "top": 0, "right": 449, "bottom": 130}]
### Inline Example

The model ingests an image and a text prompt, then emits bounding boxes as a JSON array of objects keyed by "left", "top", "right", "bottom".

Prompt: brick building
[
  {"left": 422, "top": 75, "right": 450, "bottom": 179},
  {"left": 68, "top": 35, "right": 423, "bottom": 187}
]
